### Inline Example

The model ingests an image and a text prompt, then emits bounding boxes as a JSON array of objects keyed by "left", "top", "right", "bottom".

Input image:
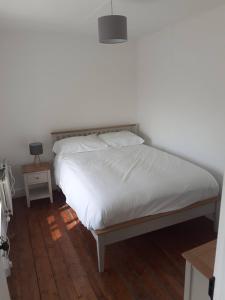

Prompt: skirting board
[{"left": 14, "top": 188, "right": 26, "bottom": 198}]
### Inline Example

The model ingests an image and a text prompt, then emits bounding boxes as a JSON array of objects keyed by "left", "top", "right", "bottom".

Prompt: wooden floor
[{"left": 7, "top": 191, "right": 216, "bottom": 300}]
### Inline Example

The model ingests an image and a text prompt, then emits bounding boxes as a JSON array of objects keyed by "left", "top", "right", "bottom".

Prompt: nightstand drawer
[{"left": 27, "top": 171, "right": 48, "bottom": 185}]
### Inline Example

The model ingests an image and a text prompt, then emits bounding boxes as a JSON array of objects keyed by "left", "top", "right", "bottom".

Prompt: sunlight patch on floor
[
  {"left": 66, "top": 219, "right": 80, "bottom": 230},
  {"left": 58, "top": 204, "right": 69, "bottom": 211},
  {"left": 59, "top": 206, "right": 80, "bottom": 230},
  {"left": 47, "top": 215, "right": 55, "bottom": 225},
  {"left": 46, "top": 215, "right": 62, "bottom": 240},
  {"left": 51, "top": 228, "right": 62, "bottom": 240}
]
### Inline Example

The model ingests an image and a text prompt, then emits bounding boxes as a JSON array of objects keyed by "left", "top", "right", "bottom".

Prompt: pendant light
[{"left": 98, "top": 0, "right": 127, "bottom": 44}]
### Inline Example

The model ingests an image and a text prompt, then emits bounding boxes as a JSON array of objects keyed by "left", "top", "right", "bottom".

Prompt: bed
[{"left": 51, "top": 124, "right": 219, "bottom": 272}]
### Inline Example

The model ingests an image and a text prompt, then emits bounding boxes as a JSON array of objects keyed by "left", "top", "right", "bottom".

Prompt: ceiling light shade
[{"left": 98, "top": 15, "right": 127, "bottom": 44}]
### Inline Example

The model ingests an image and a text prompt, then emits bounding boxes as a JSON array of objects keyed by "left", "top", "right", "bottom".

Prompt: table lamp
[{"left": 29, "top": 142, "right": 43, "bottom": 164}]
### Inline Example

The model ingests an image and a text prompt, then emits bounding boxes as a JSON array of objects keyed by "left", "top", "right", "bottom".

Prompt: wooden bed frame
[{"left": 51, "top": 124, "right": 219, "bottom": 272}]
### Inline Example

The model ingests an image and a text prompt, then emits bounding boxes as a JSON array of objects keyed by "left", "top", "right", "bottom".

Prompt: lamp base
[{"left": 33, "top": 155, "right": 41, "bottom": 165}]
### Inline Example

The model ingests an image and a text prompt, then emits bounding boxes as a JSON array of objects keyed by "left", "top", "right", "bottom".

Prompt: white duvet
[{"left": 54, "top": 144, "right": 219, "bottom": 230}]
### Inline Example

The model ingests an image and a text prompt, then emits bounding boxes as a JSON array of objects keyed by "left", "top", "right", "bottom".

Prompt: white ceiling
[{"left": 0, "top": 0, "right": 224, "bottom": 37}]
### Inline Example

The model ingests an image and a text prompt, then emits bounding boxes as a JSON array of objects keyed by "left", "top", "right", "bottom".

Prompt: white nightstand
[
  {"left": 22, "top": 162, "right": 53, "bottom": 208},
  {"left": 182, "top": 240, "right": 216, "bottom": 300}
]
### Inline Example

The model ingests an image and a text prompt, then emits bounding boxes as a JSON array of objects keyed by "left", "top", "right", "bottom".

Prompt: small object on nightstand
[
  {"left": 22, "top": 162, "right": 53, "bottom": 208},
  {"left": 29, "top": 142, "right": 43, "bottom": 164}
]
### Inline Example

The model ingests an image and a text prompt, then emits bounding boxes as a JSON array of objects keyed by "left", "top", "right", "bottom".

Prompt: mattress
[{"left": 54, "top": 144, "right": 219, "bottom": 230}]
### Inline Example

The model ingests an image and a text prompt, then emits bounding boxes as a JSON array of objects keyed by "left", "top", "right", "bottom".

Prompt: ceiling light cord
[{"left": 111, "top": 0, "right": 113, "bottom": 15}]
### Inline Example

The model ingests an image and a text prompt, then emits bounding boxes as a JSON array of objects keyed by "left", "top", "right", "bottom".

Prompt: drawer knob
[{"left": 35, "top": 177, "right": 39, "bottom": 180}]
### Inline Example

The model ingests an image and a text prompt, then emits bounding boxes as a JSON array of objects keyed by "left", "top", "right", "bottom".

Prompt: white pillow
[
  {"left": 99, "top": 131, "right": 144, "bottom": 147},
  {"left": 53, "top": 134, "right": 108, "bottom": 154}
]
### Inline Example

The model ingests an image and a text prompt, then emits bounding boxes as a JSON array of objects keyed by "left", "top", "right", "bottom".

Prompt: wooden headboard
[{"left": 51, "top": 124, "right": 138, "bottom": 142}]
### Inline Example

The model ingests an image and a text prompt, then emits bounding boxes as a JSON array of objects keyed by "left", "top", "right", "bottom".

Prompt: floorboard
[{"left": 7, "top": 191, "right": 216, "bottom": 300}]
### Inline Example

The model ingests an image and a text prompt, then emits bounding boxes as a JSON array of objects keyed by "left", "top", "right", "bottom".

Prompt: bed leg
[{"left": 96, "top": 237, "right": 105, "bottom": 272}]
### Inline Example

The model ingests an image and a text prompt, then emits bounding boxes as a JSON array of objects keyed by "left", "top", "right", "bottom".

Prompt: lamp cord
[{"left": 111, "top": 0, "right": 113, "bottom": 15}]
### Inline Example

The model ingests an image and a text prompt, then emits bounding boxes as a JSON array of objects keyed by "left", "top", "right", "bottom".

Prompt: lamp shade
[
  {"left": 98, "top": 15, "right": 127, "bottom": 44},
  {"left": 29, "top": 143, "right": 43, "bottom": 156}
]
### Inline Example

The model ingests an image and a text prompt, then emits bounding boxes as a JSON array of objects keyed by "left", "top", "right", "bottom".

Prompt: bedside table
[
  {"left": 182, "top": 240, "right": 216, "bottom": 300},
  {"left": 22, "top": 162, "right": 53, "bottom": 208}
]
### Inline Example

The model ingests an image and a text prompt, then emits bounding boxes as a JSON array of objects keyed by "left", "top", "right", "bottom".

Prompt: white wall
[
  {"left": 214, "top": 176, "right": 225, "bottom": 299},
  {"left": 2, "top": 4, "right": 225, "bottom": 195},
  {"left": 0, "top": 29, "right": 137, "bottom": 193},
  {"left": 137, "top": 5, "right": 225, "bottom": 184}
]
